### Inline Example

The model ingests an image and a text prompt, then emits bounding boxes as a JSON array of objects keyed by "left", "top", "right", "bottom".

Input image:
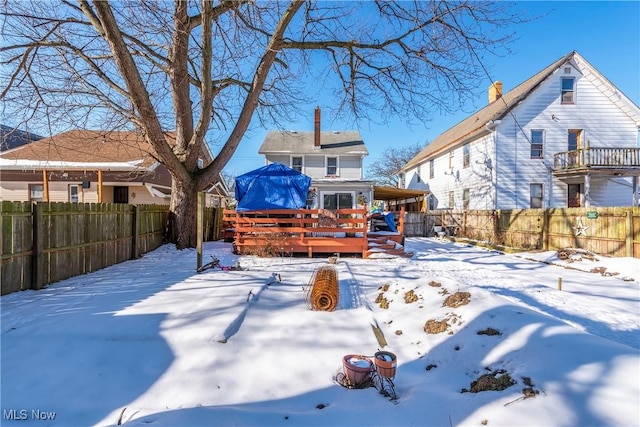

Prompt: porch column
[
  {"left": 42, "top": 170, "right": 49, "bottom": 202},
  {"left": 633, "top": 176, "right": 638, "bottom": 207},
  {"left": 97, "top": 170, "right": 103, "bottom": 203},
  {"left": 583, "top": 173, "right": 591, "bottom": 208}
]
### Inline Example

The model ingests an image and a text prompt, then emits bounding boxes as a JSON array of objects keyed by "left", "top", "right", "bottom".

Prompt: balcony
[{"left": 553, "top": 147, "right": 640, "bottom": 177}]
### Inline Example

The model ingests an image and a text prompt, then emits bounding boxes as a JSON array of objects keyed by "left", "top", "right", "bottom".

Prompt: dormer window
[{"left": 561, "top": 77, "right": 575, "bottom": 104}]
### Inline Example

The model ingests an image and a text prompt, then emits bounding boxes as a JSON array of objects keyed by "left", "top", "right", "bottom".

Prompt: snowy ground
[{"left": 1, "top": 238, "right": 639, "bottom": 427}]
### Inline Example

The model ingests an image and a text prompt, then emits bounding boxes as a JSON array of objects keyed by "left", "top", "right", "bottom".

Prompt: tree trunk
[{"left": 170, "top": 177, "right": 198, "bottom": 249}]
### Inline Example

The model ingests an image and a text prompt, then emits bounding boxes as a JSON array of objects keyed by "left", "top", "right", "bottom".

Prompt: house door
[
  {"left": 568, "top": 130, "right": 582, "bottom": 151},
  {"left": 567, "top": 129, "right": 583, "bottom": 167},
  {"left": 567, "top": 184, "right": 581, "bottom": 207},
  {"left": 113, "top": 186, "right": 129, "bottom": 204}
]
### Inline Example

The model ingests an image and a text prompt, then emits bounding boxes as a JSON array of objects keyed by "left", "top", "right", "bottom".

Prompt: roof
[
  {"left": 259, "top": 130, "right": 368, "bottom": 156},
  {"left": 402, "top": 51, "right": 589, "bottom": 171},
  {"left": 373, "top": 186, "right": 428, "bottom": 201},
  {"left": 1, "top": 125, "right": 43, "bottom": 151},
  {"left": 0, "top": 130, "right": 163, "bottom": 169}
]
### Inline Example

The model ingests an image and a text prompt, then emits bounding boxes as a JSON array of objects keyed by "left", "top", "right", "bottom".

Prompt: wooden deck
[{"left": 223, "top": 208, "right": 407, "bottom": 258}]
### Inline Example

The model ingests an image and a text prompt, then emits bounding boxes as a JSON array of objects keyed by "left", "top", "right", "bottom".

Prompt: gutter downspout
[{"left": 485, "top": 120, "right": 501, "bottom": 209}]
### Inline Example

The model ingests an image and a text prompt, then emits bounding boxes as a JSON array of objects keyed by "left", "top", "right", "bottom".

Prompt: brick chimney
[
  {"left": 314, "top": 106, "right": 321, "bottom": 148},
  {"left": 488, "top": 81, "right": 503, "bottom": 103}
]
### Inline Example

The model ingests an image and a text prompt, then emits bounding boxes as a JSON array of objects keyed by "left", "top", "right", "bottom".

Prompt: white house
[
  {"left": 401, "top": 51, "right": 640, "bottom": 210},
  {"left": 258, "top": 107, "right": 376, "bottom": 210}
]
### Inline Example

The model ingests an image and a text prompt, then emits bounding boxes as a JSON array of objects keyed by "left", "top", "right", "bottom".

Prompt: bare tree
[
  {"left": 1, "top": 0, "right": 522, "bottom": 248},
  {"left": 367, "top": 142, "right": 426, "bottom": 187}
]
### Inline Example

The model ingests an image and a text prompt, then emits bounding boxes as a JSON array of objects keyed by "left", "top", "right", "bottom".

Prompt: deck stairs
[{"left": 366, "top": 232, "right": 413, "bottom": 258}]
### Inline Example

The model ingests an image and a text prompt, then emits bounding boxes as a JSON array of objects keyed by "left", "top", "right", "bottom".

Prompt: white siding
[
  {"left": 338, "top": 155, "right": 363, "bottom": 179},
  {"left": 267, "top": 153, "right": 364, "bottom": 180},
  {"left": 495, "top": 63, "right": 639, "bottom": 208},
  {"left": 408, "top": 134, "right": 495, "bottom": 210},
  {"left": 304, "top": 155, "right": 325, "bottom": 179},
  {"left": 590, "top": 177, "right": 634, "bottom": 207},
  {"left": 407, "top": 60, "right": 639, "bottom": 210}
]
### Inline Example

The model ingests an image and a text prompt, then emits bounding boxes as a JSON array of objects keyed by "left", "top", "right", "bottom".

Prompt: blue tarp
[
  {"left": 235, "top": 163, "right": 312, "bottom": 212},
  {"left": 383, "top": 212, "right": 397, "bottom": 232}
]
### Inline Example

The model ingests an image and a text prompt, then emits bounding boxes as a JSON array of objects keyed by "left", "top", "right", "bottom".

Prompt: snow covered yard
[{"left": 1, "top": 238, "right": 638, "bottom": 427}]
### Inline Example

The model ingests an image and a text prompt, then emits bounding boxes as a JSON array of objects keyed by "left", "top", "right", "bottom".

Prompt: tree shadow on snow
[{"left": 125, "top": 303, "right": 638, "bottom": 427}]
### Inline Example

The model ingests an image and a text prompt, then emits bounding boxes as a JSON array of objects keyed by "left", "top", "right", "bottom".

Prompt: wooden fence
[
  {"left": 0, "top": 202, "right": 172, "bottom": 295},
  {"left": 421, "top": 207, "right": 639, "bottom": 258}
]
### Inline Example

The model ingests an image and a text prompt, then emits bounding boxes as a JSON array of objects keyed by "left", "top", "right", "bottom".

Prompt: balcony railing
[{"left": 554, "top": 147, "right": 640, "bottom": 171}]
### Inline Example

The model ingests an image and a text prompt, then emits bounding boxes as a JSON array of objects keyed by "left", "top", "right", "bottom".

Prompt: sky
[
  {"left": 1, "top": 238, "right": 638, "bottom": 426},
  {"left": 222, "top": 1, "right": 640, "bottom": 177}
]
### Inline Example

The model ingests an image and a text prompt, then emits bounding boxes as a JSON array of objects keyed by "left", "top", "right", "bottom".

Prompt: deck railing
[
  {"left": 554, "top": 147, "right": 640, "bottom": 170},
  {"left": 223, "top": 208, "right": 370, "bottom": 257}
]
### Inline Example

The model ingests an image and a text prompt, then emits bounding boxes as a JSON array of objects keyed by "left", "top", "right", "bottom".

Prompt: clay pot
[
  {"left": 342, "top": 355, "right": 373, "bottom": 386},
  {"left": 374, "top": 351, "right": 397, "bottom": 379}
]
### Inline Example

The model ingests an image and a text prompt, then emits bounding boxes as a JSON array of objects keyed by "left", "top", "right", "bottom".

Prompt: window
[
  {"left": 113, "top": 186, "right": 129, "bottom": 204},
  {"left": 530, "top": 183, "right": 543, "bottom": 208},
  {"left": 416, "top": 165, "right": 421, "bottom": 183},
  {"left": 448, "top": 151, "right": 454, "bottom": 169},
  {"left": 291, "top": 156, "right": 303, "bottom": 172},
  {"left": 561, "top": 77, "right": 575, "bottom": 104},
  {"left": 530, "top": 130, "right": 544, "bottom": 159},
  {"left": 448, "top": 191, "right": 454, "bottom": 209},
  {"left": 429, "top": 159, "right": 434, "bottom": 179},
  {"left": 69, "top": 185, "right": 79, "bottom": 203},
  {"left": 463, "top": 144, "right": 470, "bottom": 168},
  {"left": 462, "top": 189, "right": 470, "bottom": 210},
  {"left": 29, "top": 184, "right": 43, "bottom": 202},
  {"left": 323, "top": 192, "right": 352, "bottom": 210},
  {"left": 326, "top": 157, "right": 338, "bottom": 176}
]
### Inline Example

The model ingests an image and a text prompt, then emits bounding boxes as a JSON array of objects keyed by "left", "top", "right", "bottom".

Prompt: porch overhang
[
  {"left": 553, "top": 166, "right": 640, "bottom": 181},
  {"left": 373, "top": 186, "right": 428, "bottom": 201}
]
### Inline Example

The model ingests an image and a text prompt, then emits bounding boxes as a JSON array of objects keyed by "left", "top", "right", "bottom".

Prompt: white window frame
[
  {"left": 530, "top": 129, "right": 544, "bottom": 159},
  {"left": 69, "top": 184, "right": 80, "bottom": 203},
  {"left": 530, "top": 183, "right": 543, "bottom": 208},
  {"left": 326, "top": 156, "right": 338, "bottom": 176},
  {"left": 561, "top": 77, "right": 575, "bottom": 104},
  {"left": 29, "top": 183, "right": 44, "bottom": 202},
  {"left": 463, "top": 144, "right": 470, "bottom": 168},
  {"left": 320, "top": 191, "right": 354, "bottom": 209},
  {"left": 291, "top": 156, "right": 303, "bottom": 173}
]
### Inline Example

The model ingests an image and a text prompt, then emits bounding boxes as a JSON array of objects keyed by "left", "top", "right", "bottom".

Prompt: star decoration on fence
[{"left": 572, "top": 216, "right": 589, "bottom": 236}]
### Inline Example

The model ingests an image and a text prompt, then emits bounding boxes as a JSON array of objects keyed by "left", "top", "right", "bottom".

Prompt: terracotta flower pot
[
  {"left": 374, "top": 351, "right": 397, "bottom": 379},
  {"left": 342, "top": 355, "right": 373, "bottom": 386}
]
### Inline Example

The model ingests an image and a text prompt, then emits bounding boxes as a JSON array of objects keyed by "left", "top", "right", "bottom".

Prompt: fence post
[
  {"left": 131, "top": 205, "right": 139, "bottom": 260},
  {"left": 31, "top": 203, "right": 45, "bottom": 290},
  {"left": 626, "top": 209, "right": 633, "bottom": 258},
  {"left": 542, "top": 209, "right": 549, "bottom": 251}
]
